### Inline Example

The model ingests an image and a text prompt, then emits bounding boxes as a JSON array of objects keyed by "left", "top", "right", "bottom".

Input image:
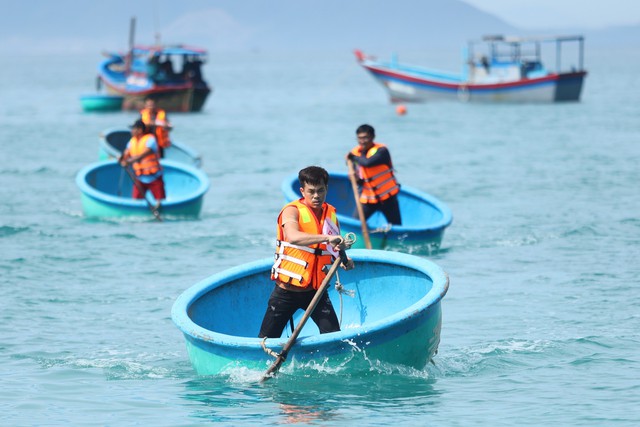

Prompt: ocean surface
[{"left": 1, "top": 46, "right": 639, "bottom": 426}]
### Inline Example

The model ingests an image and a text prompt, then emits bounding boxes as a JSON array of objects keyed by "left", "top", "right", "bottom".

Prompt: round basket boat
[{"left": 172, "top": 250, "right": 449, "bottom": 375}]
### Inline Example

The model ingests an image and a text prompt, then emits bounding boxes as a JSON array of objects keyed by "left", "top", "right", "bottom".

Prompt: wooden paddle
[
  {"left": 261, "top": 248, "right": 348, "bottom": 382},
  {"left": 347, "top": 159, "right": 372, "bottom": 249},
  {"left": 122, "top": 165, "right": 162, "bottom": 222}
]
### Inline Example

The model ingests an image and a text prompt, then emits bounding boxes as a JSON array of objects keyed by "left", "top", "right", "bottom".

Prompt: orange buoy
[{"left": 396, "top": 104, "right": 407, "bottom": 115}]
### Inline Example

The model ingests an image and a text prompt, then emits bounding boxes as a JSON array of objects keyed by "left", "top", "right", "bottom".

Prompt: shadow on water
[{"left": 180, "top": 367, "right": 442, "bottom": 424}]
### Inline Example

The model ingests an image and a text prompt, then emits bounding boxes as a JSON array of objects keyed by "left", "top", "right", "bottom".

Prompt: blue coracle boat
[
  {"left": 282, "top": 172, "right": 452, "bottom": 251},
  {"left": 98, "top": 128, "right": 202, "bottom": 168},
  {"left": 172, "top": 250, "right": 449, "bottom": 376},
  {"left": 79, "top": 94, "right": 124, "bottom": 112},
  {"left": 76, "top": 160, "right": 209, "bottom": 219}
]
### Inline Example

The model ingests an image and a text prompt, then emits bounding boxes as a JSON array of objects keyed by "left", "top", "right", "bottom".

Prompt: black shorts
[
  {"left": 258, "top": 285, "right": 340, "bottom": 338},
  {"left": 362, "top": 194, "right": 402, "bottom": 225}
]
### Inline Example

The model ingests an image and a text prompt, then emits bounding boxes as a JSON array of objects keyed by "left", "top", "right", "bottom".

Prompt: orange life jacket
[
  {"left": 350, "top": 143, "right": 400, "bottom": 204},
  {"left": 128, "top": 134, "right": 161, "bottom": 176},
  {"left": 140, "top": 108, "right": 171, "bottom": 148},
  {"left": 271, "top": 200, "right": 339, "bottom": 290}
]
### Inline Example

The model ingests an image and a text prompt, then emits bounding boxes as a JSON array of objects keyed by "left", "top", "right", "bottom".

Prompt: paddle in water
[
  {"left": 261, "top": 246, "right": 350, "bottom": 382},
  {"left": 122, "top": 165, "right": 162, "bottom": 221}
]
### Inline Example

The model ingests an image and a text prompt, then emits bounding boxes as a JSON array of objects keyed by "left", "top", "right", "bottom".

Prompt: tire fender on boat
[{"left": 457, "top": 84, "right": 470, "bottom": 102}]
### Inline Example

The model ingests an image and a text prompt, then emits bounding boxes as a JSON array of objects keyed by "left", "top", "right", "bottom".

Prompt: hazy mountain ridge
[{"left": 1, "top": 0, "right": 636, "bottom": 54}]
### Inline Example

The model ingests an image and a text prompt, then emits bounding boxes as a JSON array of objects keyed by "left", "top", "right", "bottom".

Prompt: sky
[{"left": 462, "top": 0, "right": 640, "bottom": 29}]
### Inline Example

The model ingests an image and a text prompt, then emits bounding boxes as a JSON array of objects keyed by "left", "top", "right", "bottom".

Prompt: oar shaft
[
  {"left": 261, "top": 251, "right": 346, "bottom": 381},
  {"left": 347, "top": 159, "right": 372, "bottom": 249}
]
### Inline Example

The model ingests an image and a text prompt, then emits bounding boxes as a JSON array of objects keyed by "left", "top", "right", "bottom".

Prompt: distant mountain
[
  {"left": 1, "top": 0, "right": 636, "bottom": 54},
  {"left": 1, "top": 0, "right": 517, "bottom": 54}
]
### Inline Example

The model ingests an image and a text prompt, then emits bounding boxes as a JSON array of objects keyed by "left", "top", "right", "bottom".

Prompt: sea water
[{"left": 1, "top": 47, "right": 639, "bottom": 426}]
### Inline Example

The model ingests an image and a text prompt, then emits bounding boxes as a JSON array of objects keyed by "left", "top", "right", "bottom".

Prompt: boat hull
[
  {"left": 172, "top": 250, "right": 449, "bottom": 375},
  {"left": 76, "top": 160, "right": 209, "bottom": 219},
  {"left": 108, "top": 85, "right": 211, "bottom": 112},
  {"left": 282, "top": 172, "right": 452, "bottom": 251},
  {"left": 361, "top": 62, "right": 586, "bottom": 103},
  {"left": 98, "top": 128, "right": 202, "bottom": 168}
]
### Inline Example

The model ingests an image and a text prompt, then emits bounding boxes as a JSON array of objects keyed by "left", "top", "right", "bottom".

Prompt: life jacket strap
[
  {"left": 272, "top": 266, "right": 304, "bottom": 283},
  {"left": 276, "top": 240, "right": 331, "bottom": 256},
  {"left": 362, "top": 168, "right": 395, "bottom": 183}
]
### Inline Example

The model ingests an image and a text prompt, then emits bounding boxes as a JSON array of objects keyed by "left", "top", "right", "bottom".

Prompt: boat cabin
[
  {"left": 466, "top": 35, "right": 585, "bottom": 83},
  {"left": 124, "top": 45, "right": 208, "bottom": 88}
]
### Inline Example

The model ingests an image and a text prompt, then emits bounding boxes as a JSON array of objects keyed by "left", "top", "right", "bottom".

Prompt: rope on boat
[
  {"left": 370, "top": 224, "right": 392, "bottom": 234},
  {"left": 261, "top": 337, "right": 280, "bottom": 359},
  {"left": 335, "top": 271, "right": 356, "bottom": 326}
]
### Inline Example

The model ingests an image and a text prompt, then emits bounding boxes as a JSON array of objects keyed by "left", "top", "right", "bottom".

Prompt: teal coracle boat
[
  {"left": 172, "top": 250, "right": 449, "bottom": 376},
  {"left": 282, "top": 172, "right": 453, "bottom": 251},
  {"left": 76, "top": 160, "right": 209, "bottom": 219},
  {"left": 79, "top": 94, "right": 124, "bottom": 112},
  {"left": 98, "top": 128, "right": 202, "bottom": 168}
]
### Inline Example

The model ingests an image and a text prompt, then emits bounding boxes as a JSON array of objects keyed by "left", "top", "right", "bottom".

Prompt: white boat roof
[{"left": 476, "top": 35, "right": 584, "bottom": 44}]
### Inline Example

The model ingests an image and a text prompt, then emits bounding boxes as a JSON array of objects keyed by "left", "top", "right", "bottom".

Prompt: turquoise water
[{"left": 1, "top": 48, "right": 639, "bottom": 426}]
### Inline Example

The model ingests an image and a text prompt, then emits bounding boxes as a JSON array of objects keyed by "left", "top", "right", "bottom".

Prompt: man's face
[
  {"left": 300, "top": 182, "right": 327, "bottom": 210},
  {"left": 356, "top": 132, "right": 374, "bottom": 151},
  {"left": 132, "top": 126, "right": 144, "bottom": 137},
  {"left": 145, "top": 100, "right": 155, "bottom": 109}
]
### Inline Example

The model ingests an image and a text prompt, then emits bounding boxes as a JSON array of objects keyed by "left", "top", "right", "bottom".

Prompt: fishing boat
[
  {"left": 98, "top": 128, "right": 202, "bottom": 168},
  {"left": 282, "top": 172, "right": 452, "bottom": 251},
  {"left": 97, "top": 18, "right": 211, "bottom": 112},
  {"left": 355, "top": 35, "right": 587, "bottom": 103},
  {"left": 79, "top": 94, "right": 124, "bottom": 112},
  {"left": 98, "top": 44, "right": 211, "bottom": 112},
  {"left": 172, "top": 249, "right": 449, "bottom": 376},
  {"left": 76, "top": 159, "right": 209, "bottom": 219}
]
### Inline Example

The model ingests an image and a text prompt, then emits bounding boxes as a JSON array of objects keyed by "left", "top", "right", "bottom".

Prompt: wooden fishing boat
[
  {"left": 356, "top": 35, "right": 587, "bottom": 103},
  {"left": 79, "top": 94, "right": 124, "bottom": 112},
  {"left": 172, "top": 249, "right": 449, "bottom": 376},
  {"left": 75, "top": 160, "right": 209, "bottom": 219},
  {"left": 98, "top": 128, "right": 202, "bottom": 168},
  {"left": 98, "top": 44, "right": 212, "bottom": 112},
  {"left": 282, "top": 172, "right": 452, "bottom": 251}
]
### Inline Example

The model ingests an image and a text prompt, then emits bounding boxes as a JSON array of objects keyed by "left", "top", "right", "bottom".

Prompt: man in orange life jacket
[
  {"left": 119, "top": 120, "right": 166, "bottom": 208},
  {"left": 258, "top": 166, "right": 354, "bottom": 339},
  {"left": 139, "top": 97, "right": 172, "bottom": 158},
  {"left": 346, "top": 124, "right": 402, "bottom": 225}
]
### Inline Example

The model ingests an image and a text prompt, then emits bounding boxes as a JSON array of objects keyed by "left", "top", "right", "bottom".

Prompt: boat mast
[
  {"left": 153, "top": 0, "right": 161, "bottom": 46},
  {"left": 126, "top": 16, "right": 136, "bottom": 77}
]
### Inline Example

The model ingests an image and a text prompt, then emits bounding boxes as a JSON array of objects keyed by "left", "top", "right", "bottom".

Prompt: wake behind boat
[
  {"left": 172, "top": 250, "right": 449, "bottom": 376},
  {"left": 282, "top": 172, "right": 452, "bottom": 251},
  {"left": 98, "top": 128, "right": 202, "bottom": 168},
  {"left": 356, "top": 35, "right": 587, "bottom": 103}
]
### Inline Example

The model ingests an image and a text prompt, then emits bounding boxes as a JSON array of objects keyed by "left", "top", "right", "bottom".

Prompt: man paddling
[
  {"left": 139, "top": 96, "right": 172, "bottom": 158},
  {"left": 258, "top": 166, "right": 354, "bottom": 339},
  {"left": 119, "top": 119, "right": 165, "bottom": 209},
  {"left": 346, "top": 124, "right": 402, "bottom": 225}
]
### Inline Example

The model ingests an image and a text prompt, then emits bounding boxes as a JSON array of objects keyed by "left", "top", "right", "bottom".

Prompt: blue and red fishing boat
[
  {"left": 97, "top": 18, "right": 211, "bottom": 112},
  {"left": 356, "top": 35, "right": 587, "bottom": 103},
  {"left": 98, "top": 44, "right": 211, "bottom": 112}
]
